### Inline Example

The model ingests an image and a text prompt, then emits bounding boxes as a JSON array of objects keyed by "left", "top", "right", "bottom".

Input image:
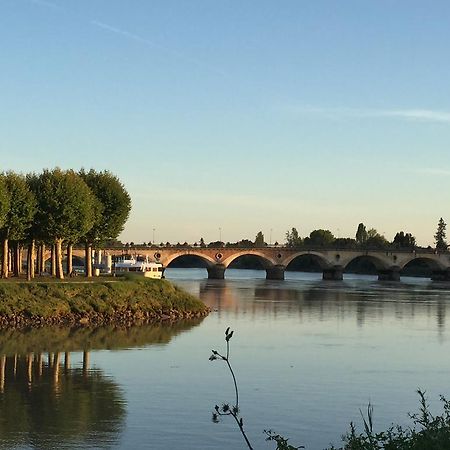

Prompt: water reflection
[
  {"left": 0, "top": 319, "right": 204, "bottom": 356},
  {"left": 0, "top": 352, "right": 124, "bottom": 449},
  {"left": 0, "top": 319, "right": 204, "bottom": 449},
  {"left": 192, "top": 277, "right": 450, "bottom": 333}
]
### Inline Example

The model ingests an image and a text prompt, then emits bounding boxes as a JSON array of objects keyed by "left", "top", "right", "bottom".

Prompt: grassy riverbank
[{"left": 0, "top": 275, "right": 209, "bottom": 327}]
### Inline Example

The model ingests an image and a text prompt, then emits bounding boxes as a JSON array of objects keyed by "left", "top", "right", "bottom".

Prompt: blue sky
[{"left": 1, "top": 0, "right": 450, "bottom": 246}]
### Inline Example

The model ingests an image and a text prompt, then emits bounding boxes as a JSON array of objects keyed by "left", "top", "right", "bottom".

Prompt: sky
[{"left": 1, "top": 0, "right": 450, "bottom": 246}]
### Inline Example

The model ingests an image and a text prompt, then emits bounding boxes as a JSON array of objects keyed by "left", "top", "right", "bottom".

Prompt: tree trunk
[
  {"left": 27, "top": 240, "right": 35, "bottom": 281},
  {"left": 51, "top": 244, "right": 56, "bottom": 277},
  {"left": 55, "top": 239, "right": 64, "bottom": 280},
  {"left": 40, "top": 243, "right": 46, "bottom": 275},
  {"left": 18, "top": 245, "right": 23, "bottom": 275},
  {"left": 8, "top": 246, "right": 14, "bottom": 273},
  {"left": 1, "top": 239, "right": 8, "bottom": 279},
  {"left": 35, "top": 244, "right": 40, "bottom": 275},
  {"left": 67, "top": 243, "right": 73, "bottom": 276},
  {"left": 14, "top": 244, "right": 22, "bottom": 277},
  {"left": 85, "top": 242, "right": 92, "bottom": 277}
]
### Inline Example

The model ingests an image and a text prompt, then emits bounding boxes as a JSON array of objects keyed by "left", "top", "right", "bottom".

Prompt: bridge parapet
[{"left": 69, "top": 246, "right": 450, "bottom": 281}]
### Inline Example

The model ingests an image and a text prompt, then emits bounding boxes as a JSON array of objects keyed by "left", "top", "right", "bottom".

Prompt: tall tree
[
  {"left": 35, "top": 169, "right": 96, "bottom": 279},
  {"left": 392, "top": 231, "right": 416, "bottom": 249},
  {"left": 355, "top": 223, "right": 368, "bottom": 245},
  {"left": 79, "top": 170, "right": 131, "bottom": 277},
  {"left": 0, "top": 172, "right": 36, "bottom": 278},
  {"left": 304, "top": 229, "right": 335, "bottom": 247},
  {"left": 285, "top": 228, "right": 302, "bottom": 247},
  {"left": 365, "top": 229, "right": 389, "bottom": 249},
  {"left": 0, "top": 176, "right": 10, "bottom": 277},
  {"left": 435, "top": 218, "right": 448, "bottom": 252},
  {"left": 254, "top": 231, "right": 265, "bottom": 247}
]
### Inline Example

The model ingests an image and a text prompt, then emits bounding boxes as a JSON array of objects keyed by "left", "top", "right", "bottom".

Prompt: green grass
[{"left": 0, "top": 276, "right": 208, "bottom": 320}]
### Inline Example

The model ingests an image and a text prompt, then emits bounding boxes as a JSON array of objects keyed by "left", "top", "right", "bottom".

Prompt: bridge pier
[
  {"left": 431, "top": 269, "right": 450, "bottom": 281},
  {"left": 378, "top": 266, "right": 401, "bottom": 281},
  {"left": 322, "top": 266, "right": 343, "bottom": 281},
  {"left": 207, "top": 264, "right": 226, "bottom": 280},
  {"left": 266, "top": 265, "right": 285, "bottom": 280}
]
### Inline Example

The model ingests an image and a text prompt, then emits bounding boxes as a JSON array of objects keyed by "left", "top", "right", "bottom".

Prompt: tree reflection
[
  {"left": 0, "top": 352, "right": 124, "bottom": 449},
  {"left": 0, "top": 319, "right": 203, "bottom": 355},
  {"left": 0, "top": 319, "right": 204, "bottom": 448}
]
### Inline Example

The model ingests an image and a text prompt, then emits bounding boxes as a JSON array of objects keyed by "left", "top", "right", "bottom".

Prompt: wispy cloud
[{"left": 287, "top": 106, "right": 450, "bottom": 124}]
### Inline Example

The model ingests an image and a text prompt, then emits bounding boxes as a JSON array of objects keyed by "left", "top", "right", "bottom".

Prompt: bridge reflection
[{"left": 195, "top": 278, "right": 448, "bottom": 332}]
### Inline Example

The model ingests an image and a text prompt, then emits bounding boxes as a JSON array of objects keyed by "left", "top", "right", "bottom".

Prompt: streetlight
[
  {"left": 219, "top": 227, "right": 222, "bottom": 243},
  {"left": 270, "top": 228, "right": 273, "bottom": 246},
  {"left": 153, "top": 228, "right": 155, "bottom": 245}
]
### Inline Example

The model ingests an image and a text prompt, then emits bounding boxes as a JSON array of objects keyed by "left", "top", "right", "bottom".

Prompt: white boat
[{"left": 113, "top": 254, "right": 164, "bottom": 279}]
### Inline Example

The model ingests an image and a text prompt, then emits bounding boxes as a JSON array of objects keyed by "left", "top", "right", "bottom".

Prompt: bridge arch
[
  {"left": 164, "top": 252, "right": 216, "bottom": 268},
  {"left": 222, "top": 251, "right": 277, "bottom": 269},
  {"left": 400, "top": 256, "right": 446, "bottom": 272},
  {"left": 282, "top": 251, "right": 333, "bottom": 270},
  {"left": 342, "top": 255, "right": 390, "bottom": 272}
]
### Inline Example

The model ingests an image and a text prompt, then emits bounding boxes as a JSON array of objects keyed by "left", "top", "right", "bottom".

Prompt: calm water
[{"left": 1, "top": 269, "right": 450, "bottom": 449}]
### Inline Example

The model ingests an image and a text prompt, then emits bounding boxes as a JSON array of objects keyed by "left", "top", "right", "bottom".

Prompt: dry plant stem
[
  {"left": 211, "top": 328, "right": 253, "bottom": 450},
  {"left": 226, "top": 339, "right": 239, "bottom": 408}
]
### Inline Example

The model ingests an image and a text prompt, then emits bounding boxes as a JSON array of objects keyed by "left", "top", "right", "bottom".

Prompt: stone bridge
[{"left": 72, "top": 247, "right": 450, "bottom": 281}]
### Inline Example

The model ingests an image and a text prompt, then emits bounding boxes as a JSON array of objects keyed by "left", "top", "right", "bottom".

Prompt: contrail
[
  {"left": 29, "top": 0, "right": 63, "bottom": 10},
  {"left": 90, "top": 19, "right": 227, "bottom": 77},
  {"left": 90, "top": 20, "right": 160, "bottom": 49},
  {"left": 28, "top": 0, "right": 226, "bottom": 77}
]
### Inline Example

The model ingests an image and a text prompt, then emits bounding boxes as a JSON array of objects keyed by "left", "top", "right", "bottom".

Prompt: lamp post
[
  {"left": 270, "top": 228, "right": 273, "bottom": 246},
  {"left": 153, "top": 228, "right": 155, "bottom": 245},
  {"left": 219, "top": 227, "right": 222, "bottom": 244}
]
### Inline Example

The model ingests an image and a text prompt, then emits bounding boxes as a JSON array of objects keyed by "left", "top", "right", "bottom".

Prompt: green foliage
[
  {"left": 325, "top": 390, "right": 450, "bottom": 450},
  {"left": 333, "top": 238, "right": 357, "bottom": 249},
  {"left": 286, "top": 228, "right": 302, "bottom": 247},
  {"left": 34, "top": 168, "right": 96, "bottom": 243},
  {"left": 392, "top": 231, "right": 416, "bottom": 249},
  {"left": 254, "top": 231, "right": 266, "bottom": 247},
  {"left": 434, "top": 218, "right": 447, "bottom": 252},
  {"left": 355, "top": 223, "right": 368, "bottom": 245},
  {"left": 304, "top": 229, "right": 335, "bottom": 247},
  {"left": 0, "top": 175, "right": 10, "bottom": 229},
  {"left": 364, "top": 229, "right": 389, "bottom": 249},
  {"left": 79, "top": 169, "right": 131, "bottom": 246},
  {"left": 0, "top": 172, "right": 36, "bottom": 241},
  {"left": 265, "top": 430, "right": 304, "bottom": 450}
]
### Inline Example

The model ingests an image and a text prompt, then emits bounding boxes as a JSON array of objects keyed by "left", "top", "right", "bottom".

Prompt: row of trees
[
  {"left": 285, "top": 219, "right": 448, "bottom": 251},
  {"left": 119, "top": 219, "right": 448, "bottom": 251},
  {"left": 0, "top": 168, "right": 131, "bottom": 280}
]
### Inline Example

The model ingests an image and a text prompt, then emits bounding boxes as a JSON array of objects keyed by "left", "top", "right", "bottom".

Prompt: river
[{"left": 0, "top": 269, "right": 449, "bottom": 449}]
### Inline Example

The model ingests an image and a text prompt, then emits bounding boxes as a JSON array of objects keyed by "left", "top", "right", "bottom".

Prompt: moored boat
[{"left": 113, "top": 254, "right": 164, "bottom": 279}]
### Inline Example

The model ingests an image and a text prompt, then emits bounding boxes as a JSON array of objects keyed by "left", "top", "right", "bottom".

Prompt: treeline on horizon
[
  {"left": 119, "top": 220, "right": 449, "bottom": 252},
  {"left": 0, "top": 168, "right": 131, "bottom": 280}
]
